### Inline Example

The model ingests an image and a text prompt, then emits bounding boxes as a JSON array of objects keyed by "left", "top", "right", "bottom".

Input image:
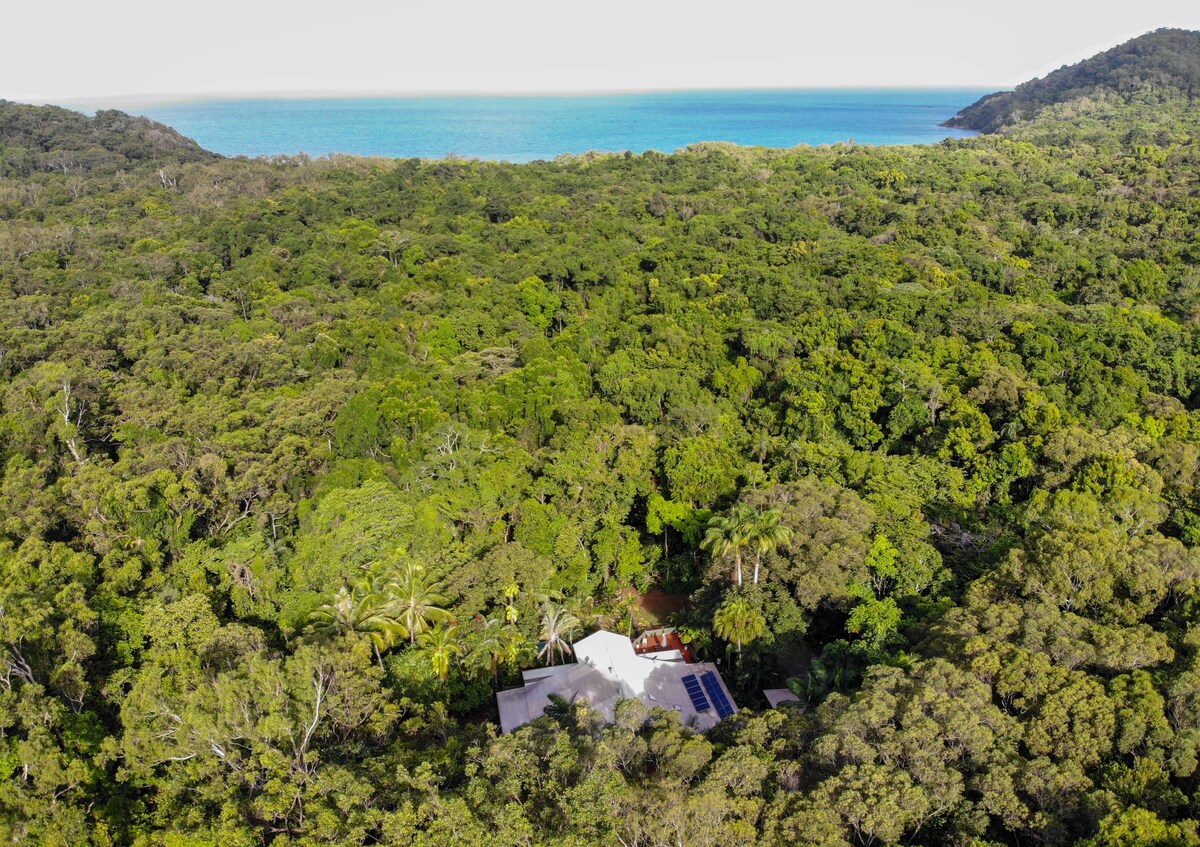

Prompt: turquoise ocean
[{"left": 135, "top": 89, "right": 989, "bottom": 162}]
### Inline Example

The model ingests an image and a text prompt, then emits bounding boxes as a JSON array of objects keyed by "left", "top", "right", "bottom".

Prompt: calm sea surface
[{"left": 137, "top": 89, "right": 988, "bottom": 162}]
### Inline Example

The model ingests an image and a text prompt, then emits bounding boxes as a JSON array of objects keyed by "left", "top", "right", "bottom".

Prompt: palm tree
[
  {"left": 373, "top": 229, "right": 414, "bottom": 267},
  {"left": 392, "top": 560, "right": 452, "bottom": 644},
  {"left": 472, "top": 618, "right": 534, "bottom": 686},
  {"left": 471, "top": 617, "right": 512, "bottom": 686},
  {"left": 543, "top": 692, "right": 580, "bottom": 726},
  {"left": 786, "top": 643, "right": 862, "bottom": 708},
  {"left": 537, "top": 602, "right": 582, "bottom": 666},
  {"left": 712, "top": 595, "right": 767, "bottom": 658},
  {"left": 702, "top": 503, "right": 755, "bottom": 586},
  {"left": 745, "top": 508, "right": 793, "bottom": 585},
  {"left": 502, "top": 583, "right": 521, "bottom": 625},
  {"left": 419, "top": 624, "right": 463, "bottom": 684},
  {"left": 500, "top": 623, "right": 535, "bottom": 671},
  {"left": 306, "top": 570, "right": 406, "bottom": 666}
]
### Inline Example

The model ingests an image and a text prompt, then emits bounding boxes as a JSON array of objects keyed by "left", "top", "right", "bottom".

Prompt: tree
[
  {"left": 305, "top": 567, "right": 406, "bottom": 665},
  {"left": 702, "top": 504, "right": 755, "bottom": 586},
  {"left": 744, "top": 507, "right": 793, "bottom": 585},
  {"left": 741, "top": 479, "right": 876, "bottom": 609},
  {"left": 712, "top": 595, "right": 767, "bottom": 656},
  {"left": 845, "top": 591, "right": 902, "bottom": 651},
  {"left": 392, "top": 559, "right": 453, "bottom": 645},
  {"left": 471, "top": 617, "right": 507, "bottom": 685},
  {"left": 9, "top": 83, "right": 1200, "bottom": 846},
  {"left": 663, "top": 434, "right": 743, "bottom": 506},
  {"left": 787, "top": 641, "right": 862, "bottom": 708},
  {"left": 121, "top": 637, "right": 397, "bottom": 838},
  {"left": 501, "top": 622, "right": 536, "bottom": 671},
  {"left": 502, "top": 583, "right": 521, "bottom": 625},
  {"left": 469, "top": 616, "right": 531, "bottom": 686},
  {"left": 538, "top": 602, "right": 582, "bottom": 666},
  {"left": 1082, "top": 807, "right": 1195, "bottom": 847},
  {"left": 419, "top": 624, "right": 463, "bottom": 684}
]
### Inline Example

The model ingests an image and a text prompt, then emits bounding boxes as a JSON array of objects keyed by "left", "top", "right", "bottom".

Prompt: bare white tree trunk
[{"left": 57, "top": 379, "right": 86, "bottom": 464}]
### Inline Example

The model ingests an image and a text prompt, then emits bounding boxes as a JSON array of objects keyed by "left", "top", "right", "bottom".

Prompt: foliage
[
  {"left": 4, "top": 40, "right": 1200, "bottom": 841},
  {"left": 947, "top": 28, "right": 1200, "bottom": 131},
  {"left": 713, "top": 593, "right": 768, "bottom": 652}
]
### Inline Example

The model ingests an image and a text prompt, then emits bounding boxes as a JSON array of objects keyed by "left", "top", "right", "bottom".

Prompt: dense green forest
[
  {"left": 5, "top": 33, "right": 1200, "bottom": 847},
  {"left": 946, "top": 28, "right": 1200, "bottom": 132}
]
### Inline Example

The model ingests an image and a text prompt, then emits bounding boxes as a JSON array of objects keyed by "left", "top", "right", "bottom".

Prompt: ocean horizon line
[{"left": 13, "top": 84, "right": 1001, "bottom": 113}]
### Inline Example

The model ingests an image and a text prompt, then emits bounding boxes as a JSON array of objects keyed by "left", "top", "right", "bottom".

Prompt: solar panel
[
  {"left": 701, "top": 671, "right": 735, "bottom": 719},
  {"left": 681, "top": 673, "right": 711, "bottom": 712}
]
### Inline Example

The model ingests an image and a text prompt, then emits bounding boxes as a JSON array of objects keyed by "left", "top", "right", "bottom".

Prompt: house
[{"left": 496, "top": 629, "right": 737, "bottom": 733}]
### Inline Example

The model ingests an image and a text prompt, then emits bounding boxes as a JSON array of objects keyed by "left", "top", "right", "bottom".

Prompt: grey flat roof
[
  {"left": 521, "top": 665, "right": 573, "bottom": 684},
  {"left": 763, "top": 688, "right": 801, "bottom": 708},
  {"left": 498, "top": 663, "right": 621, "bottom": 732}
]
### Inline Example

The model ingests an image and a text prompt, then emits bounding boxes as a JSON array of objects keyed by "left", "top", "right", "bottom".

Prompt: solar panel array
[
  {"left": 701, "top": 671, "right": 735, "bottom": 719},
  {"left": 681, "top": 674, "right": 711, "bottom": 712}
]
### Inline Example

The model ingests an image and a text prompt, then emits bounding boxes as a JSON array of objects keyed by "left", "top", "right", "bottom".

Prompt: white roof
[
  {"left": 763, "top": 688, "right": 802, "bottom": 708},
  {"left": 496, "top": 629, "right": 737, "bottom": 734},
  {"left": 521, "top": 665, "right": 572, "bottom": 684}
]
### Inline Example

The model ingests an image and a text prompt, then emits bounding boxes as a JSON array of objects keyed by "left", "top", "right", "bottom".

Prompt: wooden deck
[{"left": 634, "top": 630, "right": 694, "bottom": 663}]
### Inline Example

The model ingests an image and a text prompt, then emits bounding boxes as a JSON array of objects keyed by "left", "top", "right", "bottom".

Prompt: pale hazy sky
[{"left": 5, "top": 1, "right": 1200, "bottom": 104}]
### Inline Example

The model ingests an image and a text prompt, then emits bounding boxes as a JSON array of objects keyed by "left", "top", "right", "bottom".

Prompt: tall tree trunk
[{"left": 735, "top": 550, "right": 743, "bottom": 586}]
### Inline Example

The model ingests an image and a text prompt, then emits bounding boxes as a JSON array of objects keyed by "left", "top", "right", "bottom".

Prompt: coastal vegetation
[
  {"left": 3, "top": 29, "right": 1200, "bottom": 846},
  {"left": 946, "top": 27, "right": 1200, "bottom": 131}
]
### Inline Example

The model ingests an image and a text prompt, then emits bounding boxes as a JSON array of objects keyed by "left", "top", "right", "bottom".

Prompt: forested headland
[
  {"left": 946, "top": 28, "right": 1200, "bottom": 132},
  {"left": 3, "top": 29, "right": 1200, "bottom": 847}
]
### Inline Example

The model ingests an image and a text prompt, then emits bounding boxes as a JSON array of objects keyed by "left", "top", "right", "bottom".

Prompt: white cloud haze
[{"left": 5, "top": 0, "right": 1200, "bottom": 104}]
